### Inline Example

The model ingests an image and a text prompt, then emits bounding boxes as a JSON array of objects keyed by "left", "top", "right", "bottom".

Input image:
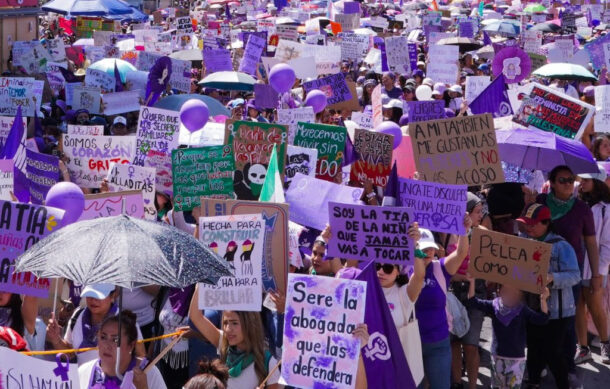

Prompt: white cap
[
  {"left": 113, "top": 116, "right": 127, "bottom": 126},
  {"left": 578, "top": 163, "right": 608, "bottom": 182},
  {"left": 449, "top": 85, "right": 463, "bottom": 95},
  {"left": 422, "top": 77, "right": 434, "bottom": 87},
  {"left": 383, "top": 99, "right": 403, "bottom": 109},
  {"left": 80, "top": 283, "right": 116, "bottom": 300},
  {"left": 418, "top": 228, "right": 439, "bottom": 251}
]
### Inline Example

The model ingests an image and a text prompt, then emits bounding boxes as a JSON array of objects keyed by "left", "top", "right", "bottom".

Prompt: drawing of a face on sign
[
  {"left": 320, "top": 84, "right": 333, "bottom": 98},
  {"left": 233, "top": 162, "right": 267, "bottom": 200},
  {"left": 502, "top": 57, "right": 521, "bottom": 81}
]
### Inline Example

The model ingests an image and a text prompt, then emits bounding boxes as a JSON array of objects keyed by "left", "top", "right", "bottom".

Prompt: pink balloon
[
  {"left": 269, "top": 64, "right": 296, "bottom": 94},
  {"left": 45, "top": 182, "right": 85, "bottom": 225},
  {"left": 180, "top": 99, "right": 209, "bottom": 133},
  {"left": 375, "top": 121, "right": 403, "bottom": 149},
  {"left": 304, "top": 89, "right": 327, "bottom": 113}
]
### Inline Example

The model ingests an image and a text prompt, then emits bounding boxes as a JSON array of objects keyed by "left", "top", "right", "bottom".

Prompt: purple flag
[
  {"left": 469, "top": 74, "right": 513, "bottom": 118},
  {"left": 26, "top": 149, "right": 60, "bottom": 204},
  {"left": 356, "top": 261, "right": 416, "bottom": 389},
  {"left": 114, "top": 61, "right": 123, "bottom": 92},
  {"left": 382, "top": 162, "right": 399, "bottom": 206},
  {"left": 343, "top": 131, "right": 360, "bottom": 166},
  {"left": 225, "top": 3, "right": 231, "bottom": 20},
  {"left": 0, "top": 106, "right": 29, "bottom": 202},
  {"left": 33, "top": 109, "right": 43, "bottom": 138},
  {"left": 483, "top": 31, "right": 492, "bottom": 46}
]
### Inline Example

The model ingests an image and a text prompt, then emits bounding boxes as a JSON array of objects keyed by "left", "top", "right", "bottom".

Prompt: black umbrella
[{"left": 529, "top": 22, "right": 561, "bottom": 33}]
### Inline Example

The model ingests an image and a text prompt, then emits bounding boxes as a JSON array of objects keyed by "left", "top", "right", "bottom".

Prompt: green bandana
[
  {"left": 546, "top": 192, "right": 576, "bottom": 220},
  {"left": 225, "top": 346, "right": 255, "bottom": 378}
]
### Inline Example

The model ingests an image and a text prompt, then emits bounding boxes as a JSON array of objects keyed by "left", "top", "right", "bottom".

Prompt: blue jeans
[{"left": 419, "top": 336, "right": 451, "bottom": 389}]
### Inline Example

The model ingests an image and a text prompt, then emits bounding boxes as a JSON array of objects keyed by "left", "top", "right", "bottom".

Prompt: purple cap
[{"left": 336, "top": 267, "right": 362, "bottom": 280}]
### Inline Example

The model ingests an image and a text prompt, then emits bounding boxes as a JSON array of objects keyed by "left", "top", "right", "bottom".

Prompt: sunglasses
[
  {"left": 557, "top": 177, "right": 575, "bottom": 184},
  {"left": 376, "top": 263, "right": 396, "bottom": 275}
]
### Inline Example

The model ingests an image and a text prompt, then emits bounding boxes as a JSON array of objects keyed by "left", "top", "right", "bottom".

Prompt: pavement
[{"left": 452, "top": 317, "right": 610, "bottom": 388}]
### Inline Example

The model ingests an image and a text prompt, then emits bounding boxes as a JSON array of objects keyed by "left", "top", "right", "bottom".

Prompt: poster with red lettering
[
  {"left": 0, "top": 0, "right": 38, "bottom": 7},
  {"left": 0, "top": 200, "right": 65, "bottom": 297}
]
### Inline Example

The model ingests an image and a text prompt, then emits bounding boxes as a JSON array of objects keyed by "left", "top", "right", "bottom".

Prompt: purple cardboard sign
[
  {"left": 239, "top": 33, "right": 266, "bottom": 76},
  {"left": 203, "top": 48, "right": 233, "bottom": 73},
  {"left": 343, "top": 1, "right": 360, "bottom": 14},
  {"left": 242, "top": 31, "right": 268, "bottom": 56},
  {"left": 302, "top": 73, "right": 352, "bottom": 106},
  {"left": 398, "top": 178, "right": 467, "bottom": 235},
  {"left": 0, "top": 200, "right": 65, "bottom": 297},
  {"left": 459, "top": 22, "right": 474, "bottom": 38},
  {"left": 408, "top": 43, "right": 418, "bottom": 74},
  {"left": 285, "top": 172, "right": 363, "bottom": 231},
  {"left": 254, "top": 84, "right": 280, "bottom": 109},
  {"left": 407, "top": 100, "right": 445, "bottom": 122},
  {"left": 327, "top": 202, "right": 414, "bottom": 265},
  {"left": 584, "top": 33, "right": 610, "bottom": 70},
  {"left": 26, "top": 149, "right": 60, "bottom": 205}
]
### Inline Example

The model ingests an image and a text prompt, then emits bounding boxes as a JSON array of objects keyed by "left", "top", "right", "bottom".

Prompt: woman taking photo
[{"left": 78, "top": 310, "right": 166, "bottom": 389}]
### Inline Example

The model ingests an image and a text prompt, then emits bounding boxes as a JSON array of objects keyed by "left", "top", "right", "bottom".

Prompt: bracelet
[{"left": 366, "top": 192, "right": 376, "bottom": 199}]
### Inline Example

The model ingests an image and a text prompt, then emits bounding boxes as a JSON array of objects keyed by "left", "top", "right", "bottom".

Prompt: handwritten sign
[
  {"left": 134, "top": 106, "right": 181, "bottom": 195},
  {"left": 585, "top": 32, "right": 610, "bottom": 70},
  {"left": 225, "top": 121, "right": 288, "bottom": 200},
  {"left": 175, "top": 16, "right": 193, "bottom": 34},
  {"left": 468, "top": 228, "right": 551, "bottom": 294},
  {"left": 338, "top": 33, "right": 370, "bottom": 61},
  {"left": 0, "top": 77, "right": 40, "bottom": 117},
  {"left": 67, "top": 125, "right": 104, "bottom": 136},
  {"left": 107, "top": 163, "right": 156, "bottom": 220},
  {"left": 62, "top": 135, "right": 136, "bottom": 188},
  {"left": 302, "top": 73, "right": 352, "bottom": 106},
  {"left": 203, "top": 48, "right": 233, "bottom": 73},
  {"left": 372, "top": 85, "right": 383, "bottom": 128},
  {"left": 198, "top": 214, "right": 265, "bottom": 311},
  {"left": 0, "top": 116, "right": 27, "bottom": 147},
  {"left": 172, "top": 145, "right": 235, "bottom": 211},
  {"left": 277, "top": 107, "right": 316, "bottom": 144},
  {"left": 0, "top": 200, "right": 64, "bottom": 297},
  {"left": 407, "top": 100, "right": 446, "bottom": 123},
  {"left": 398, "top": 179, "right": 466, "bottom": 235},
  {"left": 0, "top": 160, "right": 13, "bottom": 201},
  {"left": 102, "top": 90, "right": 141, "bottom": 115},
  {"left": 465, "top": 76, "right": 491, "bottom": 103},
  {"left": 409, "top": 113, "right": 505, "bottom": 185},
  {"left": 335, "top": 13, "right": 360, "bottom": 31},
  {"left": 78, "top": 190, "right": 144, "bottom": 221},
  {"left": 293, "top": 122, "right": 346, "bottom": 182},
  {"left": 523, "top": 30, "right": 543, "bottom": 54},
  {"left": 85, "top": 68, "right": 115, "bottom": 93},
  {"left": 512, "top": 83, "right": 594, "bottom": 140},
  {"left": 350, "top": 128, "right": 393, "bottom": 187},
  {"left": 25, "top": 150, "right": 60, "bottom": 205},
  {"left": 0, "top": 347, "right": 80, "bottom": 387},
  {"left": 72, "top": 85, "right": 101, "bottom": 115},
  {"left": 594, "top": 85, "right": 610, "bottom": 133},
  {"left": 351, "top": 112, "right": 373, "bottom": 129},
  {"left": 280, "top": 274, "right": 366, "bottom": 389},
  {"left": 385, "top": 36, "right": 410, "bottom": 73},
  {"left": 328, "top": 202, "right": 414, "bottom": 264},
  {"left": 239, "top": 33, "right": 266, "bottom": 76},
  {"left": 285, "top": 145, "right": 317, "bottom": 187}
]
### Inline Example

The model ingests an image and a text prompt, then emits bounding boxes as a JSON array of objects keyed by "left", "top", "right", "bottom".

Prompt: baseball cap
[
  {"left": 80, "top": 283, "right": 116, "bottom": 300},
  {"left": 113, "top": 116, "right": 127, "bottom": 126},
  {"left": 418, "top": 228, "right": 439, "bottom": 250},
  {"left": 449, "top": 85, "right": 463, "bottom": 94},
  {"left": 516, "top": 203, "right": 552, "bottom": 226},
  {"left": 431, "top": 89, "right": 442, "bottom": 97},
  {"left": 383, "top": 99, "right": 403, "bottom": 109},
  {"left": 578, "top": 163, "right": 608, "bottom": 182},
  {"left": 422, "top": 77, "right": 434, "bottom": 87}
]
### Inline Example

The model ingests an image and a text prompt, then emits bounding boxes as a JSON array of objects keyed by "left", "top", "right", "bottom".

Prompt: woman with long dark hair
[{"left": 0, "top": 292, "right": 38, "bottom": 350}]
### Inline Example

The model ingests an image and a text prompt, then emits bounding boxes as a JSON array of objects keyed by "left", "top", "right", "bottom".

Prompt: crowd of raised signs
[{"left": 2, "top": 0, "right": 610, "bottom": 388}]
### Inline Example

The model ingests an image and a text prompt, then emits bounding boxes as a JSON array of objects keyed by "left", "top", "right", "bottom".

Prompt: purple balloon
[
  {"left": 45, "top": 182, "right": 85, "bottom": 225},
  {"left": 180, "top": 99, "right": 209, "bottom": 133},
  {"left": 304, "top": 89, "right": 327, "bottom": 113},
  {"left": 376, "top": 121, "right": 403, "bottom": 149},
  {"left": 269, "top": 63, "right": 296, "bottom": 94}
]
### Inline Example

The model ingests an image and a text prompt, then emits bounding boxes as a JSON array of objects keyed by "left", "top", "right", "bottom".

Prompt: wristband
[{"left": 366, "top": 192, "right": 376, "bottom": 199}]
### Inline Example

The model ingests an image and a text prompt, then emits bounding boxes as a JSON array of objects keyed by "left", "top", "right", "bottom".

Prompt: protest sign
[
  {"left": 409, "top": 113, "right": 505, "bottom": 185},
  {"left": 372, "top": 84, "right": 383, "bottom": 127},
  {"left": 594, "top": 85, "right": 610, "bottom": 133},
  {"left": 0, "top": 77, "right": 39, "bottom": 117},
  {"left": 46, "top": 61, "right": 67, "bottom": 96},
  {"left": 0, "top": 160, "right": 13, "bottom": 201},
  {"left": 26, "top": 150, "right": 60, "bottom": 205},
  {"left": 280, "top": 274, "right": 366, "bottom": 389},
  {"left": 468, "top": 228, "right": 551, "bottom": 294},
  {"left": 512, "top": 83, "right": 594, "bottom": 140},
  {"left": 522, "top": 30, "right": 543, "bottom": 54},
  {"left": 78, "top": 190, "right": 145, "bottom": 221},
  {"left": 225, "top": 121, "right": 288, "bottom": 200},
  {"left": 293, "top": 122, "right": 346, "bottom": 182},
  {"left": 329, "top": 81, "right": 360, "bottom": 112},
  {"left": 302, "top": 73, "right": 352, "bottom": 106},
  {"left": 102, "top": 90, "right": 141, "bottom": 115},
  {"left": 277, "top": 25, "right": 299, "bottom": 41},
  {"left": 407, "top": 100, "right": 446, "bottom": 123},
  {"left": 176, "top": 16, "right": 193, "bottom": 34},
  {"left": 528, "top": 53, "right": 547, "bottom": 73},
  {"left": 0, "top": 347, "right": 80, "bottom": 387},
  {"left": 385, "top": 36, "right": 410, "bottom": 73},
  {"left": 134, "top": 106, "right": 181, "bottom": 195},
  {"left": 125, "top": 70, "right": 148, "bottom": 100},
  {"left": 239, "top": 33, "right": 266, "bottom": 75},
  {"left": 254, "top": 84, "right": 280, "bottom": 109},
  {"left": 199, "top": 199, "right": 289, "bottom": 293},
  {"left": 459, "top": 21, "right": 474, "bottom": 38},
  {"left": 351, "top": 112, "right": 373, "bottom": 129},
  {"left": 285, "top": 145, "right": 318, "bottom": 187},
  {"left": 203, "top": 48, "right": 233, "bottom": 73},
  {"left": 398, "top": 178, "right": 467, "bottom": 235},
  {"left": 198, "top": 214, "right": 265, "bottom": 311},
  {"left": 338, "top": 33, "right": 370, "bottom": 61},
  {"left": 0, "top": 200, "right": 64, "bottom": 297},
  {"left": 335, "top": 13, "right": 360, "bottom": 31},
  {"left": 72, "top": 85, "right": 101, "bottom": 115},
  {"left": 584, "top": 33, "right": 610, "bottom": 70},
  {"left": 427, "top": 44, "right": 459, "bottom": 84},
  {"left": 277, "top": 107, "right": 316, "bottom": 143},
  {"left": 61, "top": 135, "right": 136, "bottom": 188},
  {"left": 350, "top": 128, "right": 393, "bottom": 187},
  {"left": 85, "top": 68, "right": 115, "bottom": 93},
  {"left": 181, "top": 122, "right": 225, "bottom": 147},
  {"left": 428, "top": 31, "right": 453, "bottom": 45},
  {"left": 327, "top": 202, "right": 414, "bottom": 264},
  {"left": 0, "top": 116, "right": 27, "bottom": 145},
  {"left": 285, "top": 173, "right": 363, "bottom": 231},
  {"left": 67, "top": 125, "right": 104, "bottom": 136},
  {"left": 107, "top": 163, "right": 157, "bottom": 219},
  {"left": 172, "top": 145, "right": 235, "bottom": 211},
  {"left": 465, "top": 76, "right": 491, "bottom": 103}
]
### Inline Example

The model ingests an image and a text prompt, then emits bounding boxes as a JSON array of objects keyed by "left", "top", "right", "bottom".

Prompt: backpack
[
  {"left": 431, "top": 261, "right": 470, "bottom": 337},
  {"left": 68, "top": 306, "right": 86, "bottom": 332}
]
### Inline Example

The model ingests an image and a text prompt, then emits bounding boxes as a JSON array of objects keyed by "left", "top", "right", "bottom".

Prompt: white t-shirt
[
  {"left": 122, "top": 288, "right": 156, "bottom": 327},
  {"left": 382, "top": 284, "right": 415, "bottom": 329},
  {"left": 78, "top": 359, "right": 167, "bottom": 389},
  {"left": 217, "top": 331, "right": 280, "bottom": 389}
]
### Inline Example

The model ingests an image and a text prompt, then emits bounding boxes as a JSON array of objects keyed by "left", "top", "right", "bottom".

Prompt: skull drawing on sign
[{"left": 248, "top": 163, "right": 267, "bottom": 185}]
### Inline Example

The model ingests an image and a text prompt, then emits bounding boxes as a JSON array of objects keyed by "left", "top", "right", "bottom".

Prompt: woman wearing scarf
[
  {"left": 78, "top": 310, "right": 166, "bottom": 389},
  {"left": 517, "top": 203, "right": 581, "bottom": 389}
]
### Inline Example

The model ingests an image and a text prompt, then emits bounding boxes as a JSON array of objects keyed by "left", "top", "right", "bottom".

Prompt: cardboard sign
[
  {"left": 0, "top": 347, "right": 80, "bottom": 387},
  {"left": 239, "top": 33, "right": 266, "bottom": 76},
  {"left": 385, "top": 36, "right": 410, "bottom": 73},
  {"left": 328, "top": 81, "right": 360, "bottom": 112},
  {"left": 285, "top": 145, "right": 318, "bottom": 187},
  {"left": 254, "top": 84, "right": 280, "bottom": 109},
  {"left": 277, "top": 107, "right": 316, "bottom": 143},
  {"left": 78, "top": 190, "right": 144, "bottom": 221},
  {"left": 351, "top": 112, "right": 373, "bottom": 129},
  {"left": 327, "top": 202, "right": 414, "bottom": 265},
  {"left": 225, "top": 121, "right": 288, "bottom": 200},
  {"left": 107, "top": 163, "right": 156, "bottom": 220},
  {"left": 25, "top": 150, "right": 60, "bottom": 205},
  {"left": 85, "top": 68, "right": 115, "bottom": 93},
  {"left": 198, "top": 199, "right": 289, "bottom": 293},
  {"left": 0, "top": 77, "right": 40, "bottom": 117},
  {"left": 468, "top": 228, "right": 551, "bottom": 294},
  {"left": 102, "top": 90, "right": 141, "bottom": 115},
  {"left": 594, "top": 85, "right": 610, "bottom": 133},
  {"left": 0, "top": 159, "right": 13, "bottom": 201},
  {"left": 465, "top": 76, "right": 491, "bottom": 103},
  {"left": 72, "top": 85, "right": 101, "bottom": 115},
  {"left": 198, "top": 214, "right": 265, "bottom": 311},
  {"left": 203, "top": 48, "right": 233, "bottom": 73},
  {"left": 398, "top": 178, "right": 467, "bottom": 235},
  {"left": 372, "top": 84, "right": 383, "bottom": 127},
  {"left": 293, "top": 122, "right": 346, "bottom": 182},
  {"left": 523, "top": 30, "right": 543, "bottom": 54},
  {"left": 171, "top": 145, "right": 235, "bottom": 211},
  {"left": 67, "top": 125, "right": 104, "bottom": 136},
  {"left": 302, "top": 73, "right": 352, "bottom": 106},
  {"left": 338, "top": 33, "right": 370, "bottom": 61},
  {"left": 512, "top": 83, "right": 594, "bottom": 140},
  {"left": 0, "top": 116, "right": 27, "bottom": 146},
  {"left": 407, "top": 100, "right": 446, "bottom": 123},
  {"left": 280, "top": 274, "right": 366, "bottom": 389},
  {"left": 350, "top": 128, "right": 393, "bottom": 187},
  {"left": 61, "top": 135, "right": 136, "bottom": 188},
  {"left": 0, "top": 200, "right": 65, "bottom": 297},
  {"left": 409, "top": 113, "right": 505, "bottom": 185},
  {"left": 134, "top": 106, "right": 181, "bottom": 196}
]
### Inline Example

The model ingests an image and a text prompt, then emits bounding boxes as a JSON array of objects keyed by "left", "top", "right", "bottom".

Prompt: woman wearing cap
[
  {"left": 360, "top": 79, "right": 377, "bottom": 109},
  {"left": 517, "top": 203, "right": 581, "bottom": 389},
  {"left": 410, "top": 214, "right": 473, "bottom": 389},
  {"left": 382, "top": 99, "right": 403, "bottom": 124},
  {"left": 245, "top": 100, "right": 268, "bottom": 123},
  {"left": 576, "top": 165, "right": 610, "bottom": 364}
]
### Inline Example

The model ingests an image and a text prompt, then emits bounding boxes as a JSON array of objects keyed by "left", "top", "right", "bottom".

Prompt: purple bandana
[
  {"left": 89, "top": 357, "right": 137, "bottom": 389},
  {"left": 168, "top": 285, "right": 195, "bottom": 318},
  {"left": 80, "top": 304, "right": 119, "bottom": 348},
  {"left": 492, "top": 297, "right": 523, "bottom": 327}
]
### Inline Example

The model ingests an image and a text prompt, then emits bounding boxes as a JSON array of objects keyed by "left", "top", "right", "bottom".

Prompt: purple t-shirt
[
  {"left": 411, "top": 257, "right": 451, "bottom": 344},
  {"left": 381, "top": 86, "right": 403, "bottom": 99},
  {"left": 537, "top": 194, "right": 595, "bottom": 267}
]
